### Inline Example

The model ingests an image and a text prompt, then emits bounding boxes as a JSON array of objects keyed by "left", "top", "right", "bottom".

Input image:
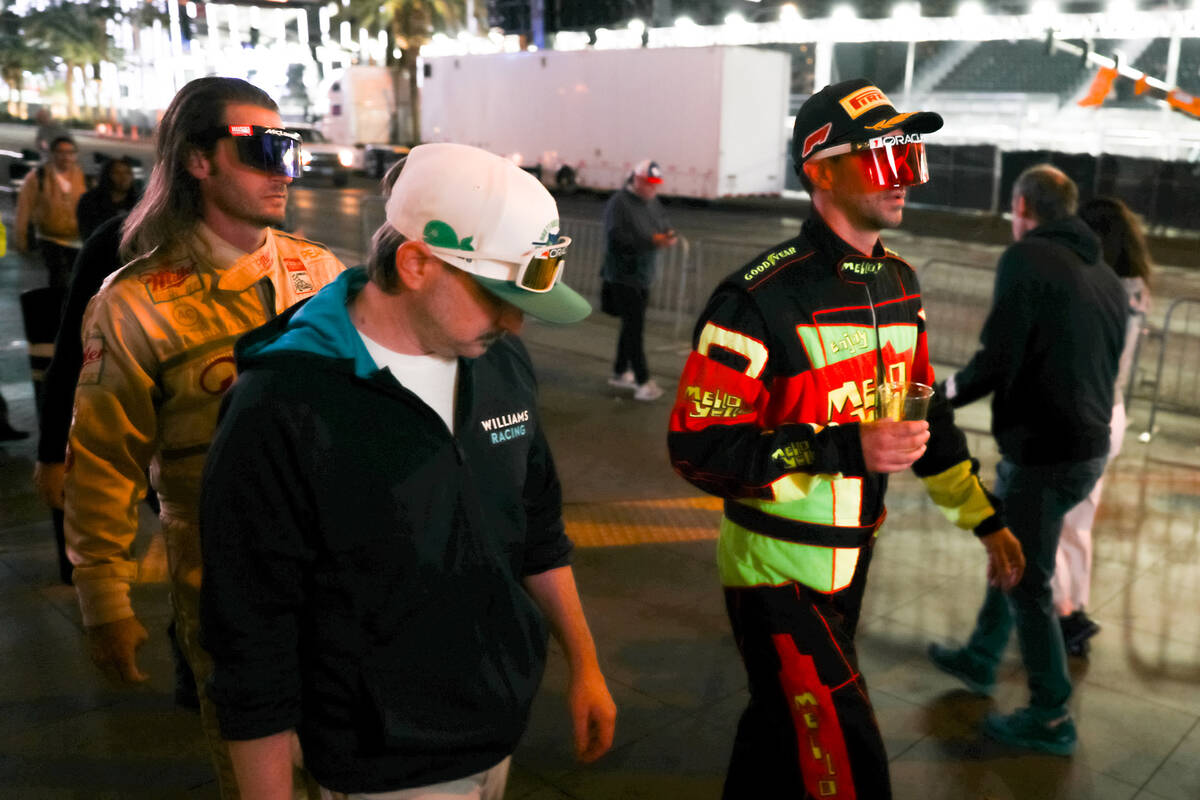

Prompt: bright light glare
[
  {"left": 674, "top": 15, "right": 697, "bottom": 28},
  {"left": 780, "top": 3, "right": 802, "bottom": 22},
  {"left": 891, "top": 1, "right": 920, "bottom": 20},
  {"left": 956, "top": 0, "right": 984, "bottom": 16},
  {"left": 1030, "top": 0, "right": 1058, "bottom": 16},
  {"left": 724, "top": 12, "right": 746, "bottom": 25},
  {"left": 627, "top": 18, "right": 645, "bottom": 35},
  {"left": 830, "top": 4, "right": 857, "bottom": 21},
  {"left": 1107, "top": 0, "right": 1135, "bottom": 13}
]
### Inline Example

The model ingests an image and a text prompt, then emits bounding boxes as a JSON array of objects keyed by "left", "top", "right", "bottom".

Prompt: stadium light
[
  {"left": 1030, "top": 0, "right": 1058, "bottom": 17},
  {"left": 892, "top": 1, "right": 921, "bottom": 20},
  {"left": 956, "top": 0, "right": 984, "bottom": 16},
  {"left": 780, "top": 3, "right": 802, "bottom": 23},
  {"left": 674, "top": 15, "right": 698, "bottom": 28},
  {"left": 830, "top": 4, "right": 858, "bottom": 22},
  {"left": 724, "top": 12, "right": 747, "bottom": 26},
  {"left": 627, "top": 18, "right": 645, "bottom": 36}
]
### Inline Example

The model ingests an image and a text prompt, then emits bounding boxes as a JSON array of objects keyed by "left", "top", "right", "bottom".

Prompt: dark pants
[
  {"left": 723, "top": 541, "right": 889, "bottom": 800},
  {"left": 40, "top": 240, "right": 80, "bottom": 289},
  {"left": 964, "top": 456, "right": 1106, "bottom": 713},
  {"left": 610, "top": 282, "right": 650, "bottom": 384}
]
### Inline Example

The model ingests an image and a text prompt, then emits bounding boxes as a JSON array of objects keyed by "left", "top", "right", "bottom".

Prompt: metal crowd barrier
[
  {"left": 913, "top": 258, "right": 996, "bottom": 368},
  {"left": 1141, "top": 297, "right": 1200, "bottom": 441}
]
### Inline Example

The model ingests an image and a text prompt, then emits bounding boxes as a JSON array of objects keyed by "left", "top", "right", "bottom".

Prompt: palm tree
[
  {"left": 25, "top": 0, "right": 118, "bottom": 120},
  {"left": 336, "top": 0, "right": 485, "bottom": 144},
  {"left": 0, "top": 10, "right": 54, "bottom": 118}
]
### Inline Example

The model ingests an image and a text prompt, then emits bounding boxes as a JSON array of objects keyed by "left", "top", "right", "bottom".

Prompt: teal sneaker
[
  {"left": 983, "top": 707, "right": 1077, "bottom": 756},
  {"left": 927, "top": 642, "right": 996, "bottom": 696}
]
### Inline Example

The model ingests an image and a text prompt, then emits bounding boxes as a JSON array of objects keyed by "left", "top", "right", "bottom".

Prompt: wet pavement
[{"left": 2, "top": 190, "right": 1200, "bottom": 799}]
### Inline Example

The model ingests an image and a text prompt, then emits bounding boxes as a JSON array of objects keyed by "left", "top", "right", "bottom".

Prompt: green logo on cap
[{"left": 424, "top": 220, "right": 474, "bottom": 252}]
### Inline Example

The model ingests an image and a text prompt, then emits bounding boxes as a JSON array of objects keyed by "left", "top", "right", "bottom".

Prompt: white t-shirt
[{"left": 359, "top": 331, "right": 458, "bottom": 432}]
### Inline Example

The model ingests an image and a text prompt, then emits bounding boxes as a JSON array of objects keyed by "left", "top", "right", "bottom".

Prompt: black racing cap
[{"left": 791, "top": 79, "right": 944, "bottom": 173}]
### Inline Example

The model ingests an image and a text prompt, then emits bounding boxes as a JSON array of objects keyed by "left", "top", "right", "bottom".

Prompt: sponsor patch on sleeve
[{"left": 78, "top": 334, "right": 106, "bottom": 385}]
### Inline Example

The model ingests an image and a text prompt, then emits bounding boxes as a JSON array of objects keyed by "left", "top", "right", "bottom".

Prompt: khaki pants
[{"left": 320, "top": 757, "right": 511, "bottom": 800}]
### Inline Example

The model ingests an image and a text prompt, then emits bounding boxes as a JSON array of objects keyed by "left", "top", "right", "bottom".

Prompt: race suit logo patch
[
  {"left": 139, "top": 264, "right": 202, "bottom": 304},
  {"left": 199, "top": 355, "right": 237, "bottom": 396},
  {"left": 78, "top": 334, "right": 105, "bottom": 385},
  {"left": 283, "top": 258, "right": 306, "bottom": 272},
  {"left": 801, "top": 123, "right": 833, "bottom": 159},
  {"left": 771, "top": 441, "right": 814, "bottom": 470},
  {"left": 839, "top": 86, "right": 891, "bottom": 119},
  {"left": 685, "top": 386, "right": 745, "bottom": 419},
  {"left": 481, "top": 409, "right": 530, "bottom": 445},
  {"left": 291, "top": 271, "right": 315, "bottom": 295}
]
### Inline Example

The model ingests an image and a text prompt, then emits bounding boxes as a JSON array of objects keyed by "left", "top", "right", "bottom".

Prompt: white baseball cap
[{"left": 384, "top": 142, "right": 591, "bottom": 324}]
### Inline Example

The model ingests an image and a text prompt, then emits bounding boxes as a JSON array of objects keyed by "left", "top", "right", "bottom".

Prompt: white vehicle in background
[
  {"left": 419, "top": 46, "right": 792, "bottom": 198},
  {"left": 290, "top": 123, "right": 354, "bottom": 187},
  {"left": 320, "top": 65, "right": 410, "bottom": 177}
]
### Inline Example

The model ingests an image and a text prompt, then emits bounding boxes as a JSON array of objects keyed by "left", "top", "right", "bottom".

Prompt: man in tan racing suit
[{"left": 57, "top": 77, "right": 345, "bottom": 799}]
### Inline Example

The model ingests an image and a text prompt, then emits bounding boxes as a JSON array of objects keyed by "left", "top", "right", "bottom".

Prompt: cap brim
[
  {"left": 473, "top": 275, "right": 592, "bottom": 324},
  {"left": 896, "top": 110, "right": 944, "bottom": 135},
  {"left": 643, "top": 176, "right": 664, "bottom": 184}
]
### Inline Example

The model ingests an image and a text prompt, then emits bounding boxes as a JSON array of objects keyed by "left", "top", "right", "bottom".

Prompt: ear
[
  {"left": 394, "top": 241, "right": 441, "bottom": 291},
  {"left": 185, "top": 147, "right": 212, "bottom": 181},
  {"left": 804, "top": 159, "right": 835, "bottom": 192},
  {"left": 1012, "top": 193, "right": 1028, "bottom": 220}
]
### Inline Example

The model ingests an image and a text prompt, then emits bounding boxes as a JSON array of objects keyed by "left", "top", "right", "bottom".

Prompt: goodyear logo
[
  {"left": 839, "top": 86, "right": 891, "bottom": 119},
  {"left": 743, "top": 246, "right": 797, "bottom": 281},
  {"left": 685, "top": 386, "right": 745, "bottom": 419},
  {"left": 771, "top": 441, "right": 814, "bottom": 470}
]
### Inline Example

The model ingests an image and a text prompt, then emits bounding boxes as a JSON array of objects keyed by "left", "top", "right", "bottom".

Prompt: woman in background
[{"left": 1055, "top": 196, "right": 1153, "bottom": 657}]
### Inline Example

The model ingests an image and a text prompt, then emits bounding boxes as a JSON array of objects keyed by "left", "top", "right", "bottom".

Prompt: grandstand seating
[{"left": 934, "top": 39, "right": 1100, "bottom": 98}]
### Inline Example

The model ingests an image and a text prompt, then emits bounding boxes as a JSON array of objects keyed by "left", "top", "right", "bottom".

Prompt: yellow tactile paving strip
[{"left": 564, "top": 496, "right": 724, "bottom": 547}]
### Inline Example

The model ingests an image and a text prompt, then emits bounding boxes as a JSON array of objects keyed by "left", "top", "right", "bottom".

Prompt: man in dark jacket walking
[
  {"left": 601, "top": 159, "right": 677, "bottom": 401},
  {"left": 929, "top": 164, "right": 1128, "bottom": 756},
  {"left": 200, "top": 143, "right": 615, "bottom": 799}
]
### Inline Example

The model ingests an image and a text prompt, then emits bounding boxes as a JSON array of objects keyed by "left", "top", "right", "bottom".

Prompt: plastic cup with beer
[{"left": 878, "top": 381, "right": 935, "bottom": 421}]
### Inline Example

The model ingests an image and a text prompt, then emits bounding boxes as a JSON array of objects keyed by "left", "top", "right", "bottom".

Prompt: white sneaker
[
  {"left": 633, "top": 380, "right": 664, "bottom": 401},
  {"left": 608, "top": 370, "right": 637, "bottom": 389}
]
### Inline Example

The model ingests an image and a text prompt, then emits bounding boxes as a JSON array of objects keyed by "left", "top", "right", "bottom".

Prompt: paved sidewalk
[{"left": 2, "top": 239, "right": 1199, "bottom": 798}]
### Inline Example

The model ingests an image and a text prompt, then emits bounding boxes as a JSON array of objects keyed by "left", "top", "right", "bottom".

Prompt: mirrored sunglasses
[
  {"left": 516, "top": 236, "right": 571, "bottom": 293},
  {"left": 810, "top": 133, "right": 930, "bottom": 191},
  {"left": 199, "top": 124, "right": 303, "bottom": 178}
]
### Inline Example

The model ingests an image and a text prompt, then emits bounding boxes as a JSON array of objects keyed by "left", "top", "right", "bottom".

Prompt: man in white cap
[
  {"left": 600, "top": 159, "right": 677, "bottom": 401},
  {"left": 199, "top": 142, "right": 616, "bottom": 800}
]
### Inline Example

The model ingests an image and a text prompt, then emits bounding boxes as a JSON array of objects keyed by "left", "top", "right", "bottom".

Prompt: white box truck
[
  {"left": 320, "top": 65, "right": 411, "bottom": 174},
  {"left": 420, "top": 45, "right": 791, "bottom": 198}
]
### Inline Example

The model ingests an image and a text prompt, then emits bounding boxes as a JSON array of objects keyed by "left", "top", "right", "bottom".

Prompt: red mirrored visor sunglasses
[
  {"left": 809, "top": 133, "right": 930, "bottom": 191},
  {"left": 199, "top": 125, "right": 303, "bottom": 178}
]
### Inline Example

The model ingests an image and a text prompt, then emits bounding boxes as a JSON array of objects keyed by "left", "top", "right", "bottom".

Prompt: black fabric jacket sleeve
[
  {"left": 37, "top": 214, "right": 126, "bottom": 463},
  {"left": 200, "top": 374, "right": 311, "bottom": 740},
  {"left": 950, "top": 247, "right": 1037, "bottom": 408}
]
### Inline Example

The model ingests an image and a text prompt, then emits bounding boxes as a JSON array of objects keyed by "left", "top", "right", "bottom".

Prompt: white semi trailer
[{"left": 420, "top": 45, "right": 792, "bottom": 198}]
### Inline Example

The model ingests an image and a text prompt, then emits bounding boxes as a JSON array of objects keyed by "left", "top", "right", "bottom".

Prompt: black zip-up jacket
[
  {"left": 950, "top": 216, "right": 1128, "bottom": 465},
  {"left": 199, "top": 269, "right": 572, "bottom": 793}
]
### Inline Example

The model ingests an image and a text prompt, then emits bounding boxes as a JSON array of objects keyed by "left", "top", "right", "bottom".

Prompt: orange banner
[{"left": 1078, "top": 67, "right": 1118, "bottom": 107}]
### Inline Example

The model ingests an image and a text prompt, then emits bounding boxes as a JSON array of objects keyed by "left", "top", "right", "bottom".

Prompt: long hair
[
  {"left": 1079, "top": 196, "right": 1154, "bottom": 287},
  {"left": 120, "top": 77, "right": 277, "bottom": 261},
  {"left": 96, "top": 156, "right": 135, "bottom": 196}
]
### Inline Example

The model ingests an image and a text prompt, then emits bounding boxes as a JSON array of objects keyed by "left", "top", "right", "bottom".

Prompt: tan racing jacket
[{"left": 65, "top": 223, "right": 346, "bottom": 626}]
